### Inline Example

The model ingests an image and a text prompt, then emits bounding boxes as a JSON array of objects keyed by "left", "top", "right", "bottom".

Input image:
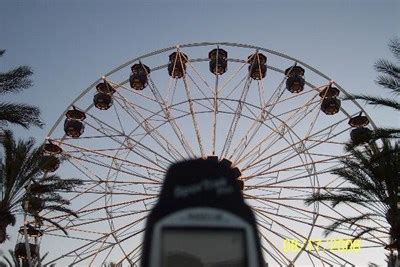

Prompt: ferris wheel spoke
[
  {"left": 46, "top": 210, "right": 149, "bottom": 234},
  {"left": 234, "top": 97, "right": 321, "bottom": 167},
  {"left": 212, "top": 74, "right": 219, "bottom": 156},
  {"left": 228, "top": 77, "right": 286, "bottom": 162},
  {"left": 113, "top": 91, "right": 165, "bottom": 122},
  {"left": 232, "top": 73, "right": 315, "bottom": 160},
  {"left": 147, "top": 70, "right": 197, "bottom": 158},
  {"left": 64, "top": 147, "right": 163, "bottom": 183},
  {"left": 254, "top": 164, "right": 340, "bottom": 189},
  {"left": 220, "top": 75, "right": 253, "bottom": 158},
  {"left": 182, "top": 74, "right": 206, "bottom": 157},
  {"left": 256, "top": 210, "right": 344, "bottom": 266},
  {"left": 112, "top": 94, "right": 184, "bottom": 161},
  {"left": 318, "top": 198, "right": 389, "bottom": 242},
  {"left": 165, "top": 69, "right": 178, "bottom": 106},
  {"left": 185, "top": 70, "right": 214, "bottom": 107},
  {"left": 246, "top": 155, "right": 341, "bottom": 182},
  {"left": 107, "top": 79, "right": 159, "bottom": 104},
  {"left": 105, "top": 231, "right": 139, "bottom": 266},
  {"left": 117, "top": 243, "right": 143, "bottom": 265},
  {"left": 81, "top": 115, "right": 172, "bottom": 171},
  {"left": 74, "top": 228, "right": 146, "bottom": 266},
  {"left": 38, "top": 173, "right": 107, "bottom": 222},
  {"left": 257, "top": 80, "right": 266, "bottom": 110},
  {"left": 90, "top": 232, "right": 129, "bottom": 267},
  {"left": 44, "top": 198, "right": 153, "bottom": 234},
  {"left": 242, "top": 116, "right": 350, "bottom": 174},
  {"left": 255, "top": 210, "right": 331, "bottom": 265},
  {"left": 256, "top": 225, "right": 291, "bottom": 264},
  {"left": 249, "top": 196, "right": 313, "bottom": 222},
  {"left": 49, "top": 219, "right": 146, "bottom": 266},
  {"left": 185, "top": 53, "right": 217, "bottom": 95},
  {"left": 217, "top": 58, "right": 249, "bottom": 95},
  {"left": 237, "top": 100, "right": 320, "bottom": 167},
  {"left": 259, "top": 238, "right": 286, "bottom": 265}
]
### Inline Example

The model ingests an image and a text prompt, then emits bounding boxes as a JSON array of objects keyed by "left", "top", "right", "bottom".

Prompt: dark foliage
[
  {"left": 345, "top": 38, "right": 400, "bottom": 141},
  {"left": 0, "top": 130, "right": 82, "bottom": 243},
  {"left": 0, "top": 49, "right": 43, "bottom": 129},
  {"left": 305, "top": 140, "right": 400, "bottom": 255}
]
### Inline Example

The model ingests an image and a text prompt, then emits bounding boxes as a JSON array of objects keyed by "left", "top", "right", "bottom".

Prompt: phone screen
[{"left": 162, "top": 228, "right": 246, "bottom": 267}]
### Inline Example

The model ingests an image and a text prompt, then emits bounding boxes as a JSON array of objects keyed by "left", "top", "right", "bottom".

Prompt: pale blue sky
[
  {"left": 1, "top": 0, "right": 399, "bottom": 266},
  {"left": 1, "top": 0, "right": 398, "bottom": 140}
]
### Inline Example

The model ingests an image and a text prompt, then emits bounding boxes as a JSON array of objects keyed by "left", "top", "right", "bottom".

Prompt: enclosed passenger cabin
[
  {"left": 64, "top": 108, "right": 86, "bottom": 138},
  {"left": 319, "top": 86, "right": 340, "bottom": 98},
  {"left": 321, "top": 98, "right": 341, "bottom": 115},
  {"left": 96, "top": 81, "right": 115, "bottom": 94},
  {"left": 130, "top": 63, "right": 151, "bottom": 90},
  {"left": 348, "top": 113, "right": 371, "bottom": 144},
  {"left": 94, "top": 93, "right": 112, "bottom": 110},
  {"left": 348, "top": 113, "right": 369, "bottom": 128},
  {"left": 168, "top": 52, "right": 188, "bottom": 79},
  {"left": 43, "top": 142, "right": 62, "bottom": 155},
  {"left": 94, "top": 81, "right": 115, "bottom": 110},
  {"left": 14, "top": 243, "right": 39, "bottom": 260},
  {"left": 350, "top": 127, "right": 372, "bottom": 145},
  {"left": 319, "top": 85, "right": 341, "bottom": 115},
  {"left": 209, "top": 48, "right": 228, "bottom": 75},
  {"left": 285, "top": 66, "right": 305, "bottom": 93},
  {"left": 39, "top": 155, "right": 60, "bottom": 172},
  {"left": 248, "top": 53, "right": 267, "bottom": 80},
  {"left": 18, "top": 224, "right": 43, "bottom": 238}
]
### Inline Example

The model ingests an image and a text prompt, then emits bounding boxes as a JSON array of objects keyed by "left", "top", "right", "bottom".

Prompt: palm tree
[
  {"left": 0, "top": 130, "right": 82, "bottom": 243},
  {"left": 23, "top": 176, "right": 82, "bottom": 236},
  {"left": 0, "top": 49, "right": 43, "bottom": 129},
  {"left": 347, "top": 38, "right": 400, "bottom": 141},
  {"left": 305, "top": 140, "right": 400, "bottom": 258}
]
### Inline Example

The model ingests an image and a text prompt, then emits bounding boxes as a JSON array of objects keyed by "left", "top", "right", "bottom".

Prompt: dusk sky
[{"left": 1, "top": 0, "right": 399, "bottom": 266}]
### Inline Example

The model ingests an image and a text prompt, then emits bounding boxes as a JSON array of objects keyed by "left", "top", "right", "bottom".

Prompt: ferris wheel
[{"left": 28, "top": 42, "right": 389, "bottom": 266}]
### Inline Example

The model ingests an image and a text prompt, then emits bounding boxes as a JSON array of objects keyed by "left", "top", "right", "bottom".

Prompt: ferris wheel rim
[
  {"left": 45, "top": 41, "right": 376, "bottom": 140},
  {"left": 38, "top": 42, "right": 384, "bottom": 266}
]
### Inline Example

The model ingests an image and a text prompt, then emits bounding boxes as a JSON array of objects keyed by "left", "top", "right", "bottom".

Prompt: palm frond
[
  {"left": 0, "top": 103, "right": 43, "bottom": 129},
  {"left": 349, "top": 227, "right": 376, "bottom": 242},
  {"left": 306, "top": 140, "right": 400, "bottom": 245},
  {"left": 346, "top": 129, "right": 400, "bottom": 149},
  {"left": 323, "top": 213, "right": 377, "bottom": 239},
  {"left": 35, "top": 215, "right": 68, "bottom": 236},
  {"left": 344, "top": 94, "right": 400, "bottom": 111},
  {"left": 1, "top": 130, "right": 38, "bottom": 202},
  {"left": 42, "top": 205, "right": 77, "bottom": 217},
  {"left": 388, "top": 38, "right": 400, "bottom": 61},
  {"left": 34, "top": 177, "right": 82, "bottom": 191},
  {"left": 323, "top": 213, "right": 378, "bottom": 237},
  {"left": 376, "top": 74, "right": 400, "bottom": 92},
  {"left": 374, "top": 59, "right": 400, "bottom": 81},
  {"left": 305, "top": 192, "right": 370, "bottom": 208},
  {"left": 0, "top": 66, "right": 33, "bottom": 94},
  {"left": 1, "top": 130, "right": 81, "bottom": 242},
  {"left": 29, "top": 179, "right": 82, "bottom": 195},
  {"left": 39, "top": 196, "right": 70, "bottom": 205}
]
